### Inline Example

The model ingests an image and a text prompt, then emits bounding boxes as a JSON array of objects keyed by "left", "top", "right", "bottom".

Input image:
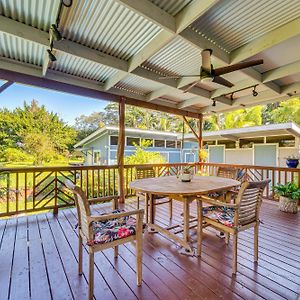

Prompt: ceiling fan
[{"left": 159, "top": 49, "right": 263, "bottom": 93}]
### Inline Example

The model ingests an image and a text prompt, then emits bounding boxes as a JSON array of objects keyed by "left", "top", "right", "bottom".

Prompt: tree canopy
[{"left": 0, "top": 100, "right": 76, "bottom": 164}]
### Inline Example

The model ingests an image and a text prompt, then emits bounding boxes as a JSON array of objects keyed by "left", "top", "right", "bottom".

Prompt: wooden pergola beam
[
  {"left": 0, "top": 81, "right": 13, "bottom": 93},
  {"left": 0, "top": 64, "right": 201, "bottom": 119}
]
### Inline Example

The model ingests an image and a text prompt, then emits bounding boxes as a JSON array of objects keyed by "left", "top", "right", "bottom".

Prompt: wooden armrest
[
  {"left": 199, "top": 195, "right": 238, "bottom": 208},
  {"left": 88, "top": 209, "right": 144, "bottom": 223}
]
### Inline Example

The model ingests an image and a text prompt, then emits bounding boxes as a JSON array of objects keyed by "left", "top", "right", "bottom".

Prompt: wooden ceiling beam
[
  {"left": 0, "top": 80, "right": 13, "bottom": 93},
  {"left": 105, "top": 0, "right": 218, "bottom": 91},
  {"left": 0, "top": 58, "right": 201, "bottom": 119}
]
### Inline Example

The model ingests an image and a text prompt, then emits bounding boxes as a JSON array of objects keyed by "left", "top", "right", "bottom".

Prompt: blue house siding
[{"left": 77, "top": 127, "right": 191, "bottom": 165}]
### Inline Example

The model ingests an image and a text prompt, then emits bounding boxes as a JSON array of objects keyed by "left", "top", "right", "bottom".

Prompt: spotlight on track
[
  {"left": 62, "top": 0, "right": 72, "bottom": 7},
  {"left": 212, "top": 100, "right": 216, "bottom": 107},
  {"left": 47, "top": 49, "right": 57, "bottom": 62},
  {"left": 252, "top": 86, "right": 258, "bottom": 97},
  {"left": 51, "top": 24, "right": 63, "bottom": 41}
]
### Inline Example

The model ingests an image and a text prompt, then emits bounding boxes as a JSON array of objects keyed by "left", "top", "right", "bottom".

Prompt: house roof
[
  {"left": 0, "top": 1, "right": 300, "bottom": 116},
  {"left": 185, "top": 122, "right": 300, "bottom": 141},
  {"left": 74, "top": 126, "right": 178, "bottom": 148}
]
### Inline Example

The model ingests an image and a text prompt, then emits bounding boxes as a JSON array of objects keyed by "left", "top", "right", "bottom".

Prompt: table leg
[
  {"left": 148, "top": 193, "right": 156, "bottom": 233},
  {"left": 183, "top": 200, "right": 190, "bottom": 243}
]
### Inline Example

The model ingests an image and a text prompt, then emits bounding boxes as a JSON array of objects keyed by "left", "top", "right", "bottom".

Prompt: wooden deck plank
[
  {"left": 0, "top": 198, "right": 299, "bottom": 300},
  {"left": 0, "top": 218, "right": 17, "bottom": 300},
  {"left": 9, "top": 218, "right": 30, "bottom": 300},
  {"left": 125, "top": 201, "right": 262, "bottom": 300},
  {"left": 27, "top": 215, "right": 52, "bottom": 300},
  {"left": 129, "top": 199, "right": 297, "bottom": 300},
  {"left": 37, "top": 214, "right": 74, "bottom": 299}
]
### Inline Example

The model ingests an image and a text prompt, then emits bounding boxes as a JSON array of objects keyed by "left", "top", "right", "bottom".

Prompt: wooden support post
[
  {"left": 117, "top": 97, "right": 126, "bottom": 204},
  {"left": 198, "top": 114, "right": 203, "bottom": 162}
]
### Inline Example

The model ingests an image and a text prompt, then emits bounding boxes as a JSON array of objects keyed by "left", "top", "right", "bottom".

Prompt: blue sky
[{"left": 0, "top": 80, "right": 109, "bottom": 125}]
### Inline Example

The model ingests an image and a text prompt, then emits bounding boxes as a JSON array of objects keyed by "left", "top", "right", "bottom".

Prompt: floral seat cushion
[
  {"left": 202, "top": 206, "right": 234, "bottom": 227},
  {"left": 87, "top": 210, "right": 137, "bottom": 246}
]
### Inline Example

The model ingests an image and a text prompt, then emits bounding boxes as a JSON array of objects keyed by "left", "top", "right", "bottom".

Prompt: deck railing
[
  {"left": 0, "top": 163, "right": 196, "bottom": 217},
  {"left": 199, "top": 162, "right": 300, "bottom": 200},
  {"left": 0, "top": 162, "right": 299, "bottom": 217}
]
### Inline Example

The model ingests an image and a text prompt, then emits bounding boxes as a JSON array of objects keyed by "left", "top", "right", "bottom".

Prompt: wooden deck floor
[{"left": 0, "top": 198, "right": 299, "bottom": 300}]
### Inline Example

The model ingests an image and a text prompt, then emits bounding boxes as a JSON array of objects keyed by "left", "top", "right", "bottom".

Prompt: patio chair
[
  {"left": 197, "top": 179, "right": 270, "bottom": 274},
  {"left": 65, "top": 180, "right": 144, "bottom": 300},
  {"left": 135, "top": 165, "right": 172, "bottom": 222}
]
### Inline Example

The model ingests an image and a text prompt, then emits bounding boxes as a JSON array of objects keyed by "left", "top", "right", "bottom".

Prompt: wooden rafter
[
  {"left": 0, "top": 81, "right": 13, "bottom": 93},
  {"left": 0, "top": 62, "right": 201, "bottom": 119}
]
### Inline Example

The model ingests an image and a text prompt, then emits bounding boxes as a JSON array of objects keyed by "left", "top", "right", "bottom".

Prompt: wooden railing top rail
[
  {"left": 0, "top": 162, "right": 195, "bottom": 173},
  {"left": 199, "top": 162, "right": 300, "bottom": 172},
  {"left": 0, "top": 162, "right": 299, "bottom": 176}
]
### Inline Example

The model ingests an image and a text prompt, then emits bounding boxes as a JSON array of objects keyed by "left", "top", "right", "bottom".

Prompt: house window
[
  {"left": 143, "top": 138, "right": 153, "bottom": 147},
  {"left": 127, "top": 137, "right": 140, "bottom": 146},
  {"left": 166, "top": 140, "right": 176, "bottom": 148},
  {"left": 154, "top": 139, "right": 165, "bottom": 147},
  {"left": 266, "top": 135, "right": 295, "bottom": 147},
  {"left": 239, "top": 137, "right": 264, "bottom": 148},
  {"left": 217, "top": 140, "right": 236, "bottom": 149},
  {"left": 110, "top": 136, "right": 118, "bottom": 145},
  {"left": 203, "top": 141, "right": 216, "bottom": 149},
  {"left": 176, "top": 141, "right": 182, "bottom": 148},
  {"left": 93, "top": 151, "right": 101, "bottom": 164}
]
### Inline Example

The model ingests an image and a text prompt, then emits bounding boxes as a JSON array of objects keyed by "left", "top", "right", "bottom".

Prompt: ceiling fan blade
[
  {"left": 183, "top": 80, "right": 200, "bottom": 93},
  {"left": 213, "top": 76, "right": 234, "bottom": 88},
  {"left": 214, "top": 59, "right": 264, "bottom": 76}
]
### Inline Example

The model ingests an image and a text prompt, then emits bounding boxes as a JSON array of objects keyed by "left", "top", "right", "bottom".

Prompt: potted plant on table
[
  {"left": 274, "top": 182, "right": 300, "bottom": 213},
  {"left": 285, "top": 155, "right": 299, "bottom": 168},
  {"left": 179, "top": 166, "right": 194, "bottom": 182}
]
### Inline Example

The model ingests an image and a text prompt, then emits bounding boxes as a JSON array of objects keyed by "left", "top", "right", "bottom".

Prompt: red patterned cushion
[
  {"left": 87, "top": 210, "right": 137, "bottom": 245},
  {"left": 202, "top": 206, "right": 234, "bottom": 227}
]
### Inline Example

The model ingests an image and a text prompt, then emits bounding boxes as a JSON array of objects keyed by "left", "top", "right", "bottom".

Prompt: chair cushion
[
  {"left": 202, "top": 206, "right": 235, "bottom": 228},
  {"left": 87, "top": 210, "right": 137, "bottom": 246}
]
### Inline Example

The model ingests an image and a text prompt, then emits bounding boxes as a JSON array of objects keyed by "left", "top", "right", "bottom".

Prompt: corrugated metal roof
[
  {"left": 0, "top": 32, "right": 45, "bottom": 66},
  {"left": 0, "top": 0, "right": 60, "bottom": 31},
  {"left": 115, "top": 74, "right": 164, "bottom": 95},
  {"left": 142, "top": 37, "right": 201, "bottom": 76},
  {"left": 60, "top": 0, "right": 162, "bottom": 61},
  {"left": 149, "top": 0, "right": 193, "bottom": 16},
  {"left": 192, "top": 0, "right": 300, "bottom": 52},
  {"left": 50, "top": 51, "right": 118, "bottom": 83}
]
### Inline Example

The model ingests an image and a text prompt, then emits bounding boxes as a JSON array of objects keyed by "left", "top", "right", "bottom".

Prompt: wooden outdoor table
[{"left": 130, "top": 175, "right": 240, "bottom": 255}]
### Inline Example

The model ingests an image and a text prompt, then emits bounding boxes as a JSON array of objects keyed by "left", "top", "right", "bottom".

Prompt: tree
[
  {"left": 269, "top": 98, "right": 300, "bottom": 125},
  {"left": 23, "top": 132, "right": 56, "bottom": 165},
  {"left": 0, "top": 100, "right": 76, "bottom": 163},
  {"left": 124, "top": 140, "right": 166, "bottom": 165}
]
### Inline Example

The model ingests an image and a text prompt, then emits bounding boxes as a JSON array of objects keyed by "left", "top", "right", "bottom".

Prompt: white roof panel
[
  {"left": 60, "top": 0, "right": 162, "bottom": 60},
  {"left": 192, "top": 0, "right": 300, "bottom": 52}
]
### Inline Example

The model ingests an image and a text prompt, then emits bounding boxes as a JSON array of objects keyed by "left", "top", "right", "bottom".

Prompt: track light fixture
[
  {"left": 230, "top": 93, "right": 234, "bottom": 101},
  {"left": 252, "top": 85, "right": 258, "bottom": 97},
  {"left": 212, "top": 100, "right": 216, "bottom": 107},
  {"left": 47, "top": 49, "right": 57, "bottom": 62},
  {"left": 62, "top": 0, "right": 73, "bottom": 7},
  {"left": 51, "top": 24, "right": 63, "bottom": 41}
]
